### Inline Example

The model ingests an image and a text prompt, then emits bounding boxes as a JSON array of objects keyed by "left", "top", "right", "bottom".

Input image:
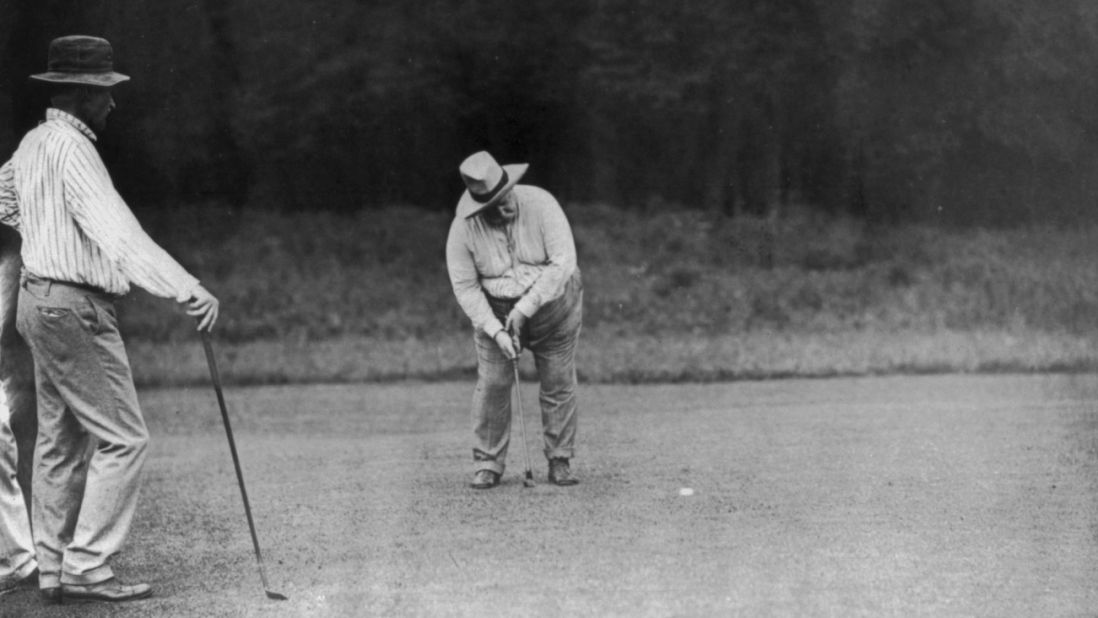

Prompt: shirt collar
[{"left": 46, "top": 108, "right": 97, "bottom": 142}]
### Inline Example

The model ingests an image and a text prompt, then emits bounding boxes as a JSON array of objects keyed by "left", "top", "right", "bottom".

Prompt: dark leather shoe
[
  {"left": 548, "top": 458, "right": 579, "bottom": 486},
  {"left": 39, "top": 586, "right": 62, "bottom": 605},
  {"left": 61, "top": 578, "right": 152, "bottom": 602},
  {"left": 470, "top": 469, "right": 500, "bottom": 489},
  {"left": 0, "top": 568, "right": 38, "bottom": 597}
]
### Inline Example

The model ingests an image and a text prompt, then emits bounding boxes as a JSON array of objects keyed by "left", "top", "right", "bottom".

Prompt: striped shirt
[
  {"left": 0, "top": 109, "right": 198, "bottom": 302},
  {"left": 446, "top": 184, "right": 577, "bottom": 337}
]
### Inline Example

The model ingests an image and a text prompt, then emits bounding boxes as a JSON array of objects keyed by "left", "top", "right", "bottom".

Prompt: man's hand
[
  {"left": 185, "top": 284, "right": 220, "bottom": 332},
  {"left": 504, "top": 308, "right": 527, "bottom": 353},
  {"left": 492, "top": 330, "right": 517, "bottom": 360}
]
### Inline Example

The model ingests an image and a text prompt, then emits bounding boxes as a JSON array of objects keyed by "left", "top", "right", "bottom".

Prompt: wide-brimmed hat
[
  {"left": 30, "top": 35, "right": 130, "bottom": 88},
  {"left": 457, "top": 151, "right": 528, "bottom": 219}
]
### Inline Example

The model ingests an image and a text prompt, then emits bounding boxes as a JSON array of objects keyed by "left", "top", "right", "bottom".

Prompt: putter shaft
[
  {"left": 201, "top": 331, "right": 288, "bottom": 600},
  {"left": 512, "top": 358, "right": 536, "bottom": 486}
]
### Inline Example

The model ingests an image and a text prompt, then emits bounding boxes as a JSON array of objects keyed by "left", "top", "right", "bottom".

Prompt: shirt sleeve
[
  {"left": 446, "top": 217, "right": 506, "bottom": 338},
  {"left": 513, "top": 191, "right": 577, "bottom": 318},
  {"left": 62, "top": 143, "right": 199, "bottom": 302},
  {"left": 0, "top": 160, "right": 21, "bottom": 232}
]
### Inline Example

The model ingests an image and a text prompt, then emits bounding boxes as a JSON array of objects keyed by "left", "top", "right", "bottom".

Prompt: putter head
[
  {"left": 523, "top": 472, "right": 536, "bottom": 488},
  {"left": 266, "top": 591, "right": 289, "bottom": 601}
]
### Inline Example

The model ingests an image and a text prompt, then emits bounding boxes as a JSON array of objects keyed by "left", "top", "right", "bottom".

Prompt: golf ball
[{"left": 678, "top": 487, "right": 694, "bottom": 496}]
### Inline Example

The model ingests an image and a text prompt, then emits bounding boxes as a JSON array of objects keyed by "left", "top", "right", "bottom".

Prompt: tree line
[{"left": 1, "top": 0, "right": 1096, "bottom": 225}]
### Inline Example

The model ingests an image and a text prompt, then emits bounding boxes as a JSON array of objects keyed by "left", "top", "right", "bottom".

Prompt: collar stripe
[{"left": 46, "top": 108, "right": 97, "bottom": 141}]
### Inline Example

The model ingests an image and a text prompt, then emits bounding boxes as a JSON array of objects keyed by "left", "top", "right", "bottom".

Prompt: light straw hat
[{"left": 456, "top": 151, "right": 528, "bottom": 219}]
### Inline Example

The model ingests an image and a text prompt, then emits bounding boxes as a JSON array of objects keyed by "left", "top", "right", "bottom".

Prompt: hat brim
[
  {"left": 30, "top": 72, "right": 130, "bottom": 87},
  {"left": 458, "top": 163, "right": 529, "bottom": 219}
]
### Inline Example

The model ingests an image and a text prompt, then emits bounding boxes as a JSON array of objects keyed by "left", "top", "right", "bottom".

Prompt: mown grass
[{"left": 126, "top": 203, "right": 1098, "bottom": 385}]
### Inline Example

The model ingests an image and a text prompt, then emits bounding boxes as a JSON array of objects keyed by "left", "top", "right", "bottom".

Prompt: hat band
[
  {"left": 471, "top": 170, "right": 510, "bottom": 204},
  {"left": 49, "top": 63, "right": 114, "bottom": 74}
]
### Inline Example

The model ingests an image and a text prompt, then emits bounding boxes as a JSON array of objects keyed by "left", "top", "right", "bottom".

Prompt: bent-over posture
[{"left": 446, "top": 151, "right": 583, "bottom": 489}]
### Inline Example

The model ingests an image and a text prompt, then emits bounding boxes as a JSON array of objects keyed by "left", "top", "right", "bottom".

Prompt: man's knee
[
  {"left": 537, "top": 359, "right": 577, "bottom": 386},
  {"left": 126, "top": 428, "right": 150, "bottom": 455},
  {"left": 540, "top": 381, "right": 576, "bottom": 403},
  {"left": 476, "top": 355, "right": 513, "bottom": 384},
  {"left": 101, "top": 425, "right": 149, "bottom": 459}
]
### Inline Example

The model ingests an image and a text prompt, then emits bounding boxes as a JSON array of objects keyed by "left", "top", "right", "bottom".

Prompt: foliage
[
  {"left": 122, "top": 202, "right": 1098, "bottom": 347},
  {"left": 829, "top": 0, "right": 1098, "bottom": 222},
  {"left": 3, "top": 2, "right": 1098, "bottom": 222}
]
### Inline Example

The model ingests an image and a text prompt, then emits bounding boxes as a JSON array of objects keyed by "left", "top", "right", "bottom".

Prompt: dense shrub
[{"left": 121, "top": 202, "right": 1098, "bottom": 343}]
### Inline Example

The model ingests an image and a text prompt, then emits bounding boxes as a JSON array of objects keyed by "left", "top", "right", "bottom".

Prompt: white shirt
[
  {"left": 0, "top": 109, "right": 198, "bottom": 301},
  {"left": 446, "top": 184, "right": 577, "bottom": 338}
]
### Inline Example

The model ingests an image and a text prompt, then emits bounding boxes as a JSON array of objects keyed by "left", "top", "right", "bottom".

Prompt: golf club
[
  {"left": 200, "top": 330, "right": 289, "bottom": 601},
  {"left": 512, "top": 357, "right": 536, "bottom": 488}
]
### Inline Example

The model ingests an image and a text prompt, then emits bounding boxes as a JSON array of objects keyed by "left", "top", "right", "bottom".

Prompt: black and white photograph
[{"left": 0, "top": 1, "right": 1096, "bottom": 616}]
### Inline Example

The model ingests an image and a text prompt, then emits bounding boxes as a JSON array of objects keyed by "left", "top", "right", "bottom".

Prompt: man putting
[
  {"left": 446, "top": 151, "right": 583, "bottom": 489},
  {"left": 0, "top": 35, "right": 219, "bottom": 604}
]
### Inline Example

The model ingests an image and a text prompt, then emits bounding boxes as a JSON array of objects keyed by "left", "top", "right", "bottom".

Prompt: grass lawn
[
  {"left": 128, "top": 328, "right": 1098, "bottom": 387},
  {"left": 113, "top": 203, "right": 1098, "bottom": 385},
  {"left": 3, "top": 373, "right": 1095, "bottom": 616}
]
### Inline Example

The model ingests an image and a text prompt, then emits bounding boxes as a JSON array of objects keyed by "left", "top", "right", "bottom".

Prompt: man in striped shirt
[
  {"left": 0, "top": 35, "right": 219, "bottom": 604},
  {"left": 446, "top": 151, "right": 583, "bottom": 489}
]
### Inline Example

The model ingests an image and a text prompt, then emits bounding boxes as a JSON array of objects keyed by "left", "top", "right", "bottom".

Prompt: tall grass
[
  {"left": 570, "top": 204, "right": 1098, "bottom": 336},
  {"left": 126, "top": 202, "right": 1098, "bottom": 384},
  {"left": 132, "top": 205, "right": 465, "bottom": 342}
]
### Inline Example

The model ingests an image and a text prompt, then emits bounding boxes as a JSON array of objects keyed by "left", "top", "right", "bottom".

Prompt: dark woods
[{"left": 2, "top": 0, "right": 1096, "bottom": 225}]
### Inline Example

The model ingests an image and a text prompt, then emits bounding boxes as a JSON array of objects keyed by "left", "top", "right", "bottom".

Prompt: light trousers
[
  {"left": 471, "top": 272, "right": 583, "bottom": 474},
  {"left": 17, "top": 276, "right": 149, "bottom": 588},
  {"left": 0, "top": 234, "right": 36, "bottom": 587},
  {"left": 0, "top": 395, "right": 36, "bottom": 587}
]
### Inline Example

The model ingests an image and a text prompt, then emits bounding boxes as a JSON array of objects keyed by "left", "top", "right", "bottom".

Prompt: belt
[{"left": 20, "top": 273, "right": 116, "bottom": 299}]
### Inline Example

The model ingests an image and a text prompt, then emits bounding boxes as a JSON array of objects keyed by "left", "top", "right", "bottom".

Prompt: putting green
[{"left": 5, "top": 374, "right": 1096, "bottom": 616}]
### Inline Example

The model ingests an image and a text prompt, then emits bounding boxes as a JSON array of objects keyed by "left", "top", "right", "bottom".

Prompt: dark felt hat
[{"left": 30, "top": 35, "right": 129, "bottom": 87}]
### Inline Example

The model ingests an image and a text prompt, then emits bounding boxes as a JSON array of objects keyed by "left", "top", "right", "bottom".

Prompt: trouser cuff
[
  {"left": 1, "top": 559, "right": 38, "bottom": 586},
  {"left": 60, "top": 564, "right": 114, "bottom": 586},
  {"left": 474, "top": 461, "right": 504, "bottom": 475}
]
